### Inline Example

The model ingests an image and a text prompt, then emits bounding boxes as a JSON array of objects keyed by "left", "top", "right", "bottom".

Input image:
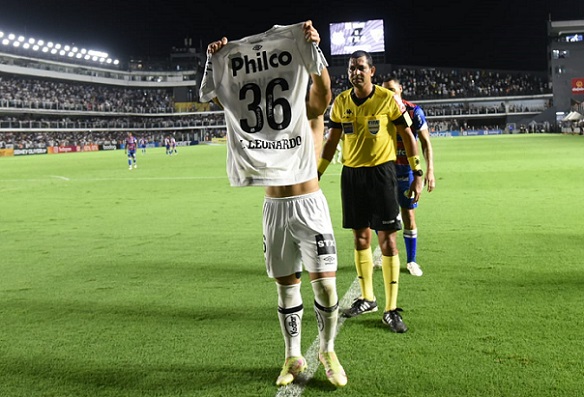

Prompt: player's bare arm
[
  {"left": 418, "top": 127, "right": 435, "bottom": 192},
  {"left": 397, "top": 125, "right": 424, "bottom": 203},
  {"left": 317, "top": 127, "right": 341, "bottom": 178}
]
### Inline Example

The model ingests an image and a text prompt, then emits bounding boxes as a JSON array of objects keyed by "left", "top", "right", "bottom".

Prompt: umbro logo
[{"left": 252, "top": 45, "right": 262, "bottom": 51}]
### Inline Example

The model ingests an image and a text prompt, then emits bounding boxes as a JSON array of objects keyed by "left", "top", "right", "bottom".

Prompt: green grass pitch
[{"left": 0, "top": 134, "right": 583, "bottom": 397}]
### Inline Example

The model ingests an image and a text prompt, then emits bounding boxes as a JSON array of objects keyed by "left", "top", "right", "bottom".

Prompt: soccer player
[
  {"left": 139, "top": 136, "right": 147, "bottom": 154},
  {"left": 164, "top": 136, "right": 171, "bottom": 155},
  {"left": 382, "top": 76, "right": 436, "bottom": 277},
  {"left": 200, "top": 21, "right": 346, "bottom": 388},
  {"left": 170, "top": 136, "right": 178, "bottom": 155},
  {"left": 125, "top": 132, "right": 138, "bottom": 170},
  {"left": 318, "top": 50, "right": 423, "bottom": 333}
]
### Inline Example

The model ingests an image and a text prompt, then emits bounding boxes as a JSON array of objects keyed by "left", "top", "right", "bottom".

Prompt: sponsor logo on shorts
[{"left": 316, "top": 234, "right": 336, "bottom": 255}]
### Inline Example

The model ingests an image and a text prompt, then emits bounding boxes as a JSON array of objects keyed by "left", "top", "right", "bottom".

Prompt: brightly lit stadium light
[{"left": 0, "top": 28, "right": 120, "bottom": 67}]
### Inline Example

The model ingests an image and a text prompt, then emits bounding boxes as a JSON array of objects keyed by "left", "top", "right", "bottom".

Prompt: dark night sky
[{"left": 2, "top": 0, "right": 584, "bottom": 71}]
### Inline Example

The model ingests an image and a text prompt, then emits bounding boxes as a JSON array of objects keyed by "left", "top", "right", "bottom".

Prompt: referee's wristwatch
[{"left": 412, "top": 169, "right": 424, "bottom": 177}]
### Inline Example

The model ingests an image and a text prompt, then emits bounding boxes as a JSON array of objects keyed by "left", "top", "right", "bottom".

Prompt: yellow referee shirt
[{"left": 329, "top": 85, "right": 412, "bottom": 168}]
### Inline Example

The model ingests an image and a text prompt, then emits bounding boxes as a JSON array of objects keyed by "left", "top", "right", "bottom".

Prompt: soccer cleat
[
  {"left": 276, "top": 356, "right": 307, "bottom": 386},
  {"left": 341, "top": 298, "right": 378, "bottom": 318},
  {"left": 128, "top": 165, "right": 132, "bottom": 170},
  {"left": 407, "top": 261, "right": 423, "bottom": 276},
  {"left": 382, "top": 308, "right": 408, "bottom": 333},
  {"left": 319, "top": 351, "right": 347, "bottom": 387}
]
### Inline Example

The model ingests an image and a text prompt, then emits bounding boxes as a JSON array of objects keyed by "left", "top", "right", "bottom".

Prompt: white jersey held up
[{"left": 200, "top": 22, "right": 328, "bottom": 187}]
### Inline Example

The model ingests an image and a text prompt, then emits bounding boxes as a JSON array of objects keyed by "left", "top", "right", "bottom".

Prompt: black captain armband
[{"left": 392, "top": 111, "right": 413, "bottom": 127}]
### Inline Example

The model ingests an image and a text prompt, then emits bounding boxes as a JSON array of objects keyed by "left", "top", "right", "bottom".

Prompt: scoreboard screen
[{"left": 329, "top": 19, "right": 385, "bottom": 55}]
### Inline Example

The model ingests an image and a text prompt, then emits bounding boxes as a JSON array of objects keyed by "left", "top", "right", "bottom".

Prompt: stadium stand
[{"left": 0, "top": 31, "right": 565, "bottom": 152}]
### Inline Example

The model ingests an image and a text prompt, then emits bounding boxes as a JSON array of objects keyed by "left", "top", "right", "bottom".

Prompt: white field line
[
  {"left": 275, "top": 246, "right": 379, "bottom": 397},
  {"left": 0, "top": 176, "right": 226, "bottom": 182}
]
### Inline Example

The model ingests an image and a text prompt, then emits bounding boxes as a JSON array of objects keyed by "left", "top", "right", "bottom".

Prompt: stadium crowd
[
  {"left": 0, "top": 65, "right": 554, "bottom": 147},
  {"left": 331, "top": 68, "right": 550, "bottom": 99},
  {"left": 0, "top": 75, "right": 175, "bottom": 113}
]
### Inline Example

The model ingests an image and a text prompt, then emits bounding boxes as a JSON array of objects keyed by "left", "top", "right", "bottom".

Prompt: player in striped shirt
[
  {"left": 125, "top": 132, "right": 138, "bottom": 170},
  {"left": 382, "top": 76, "right": 436, "bottom": 277}
]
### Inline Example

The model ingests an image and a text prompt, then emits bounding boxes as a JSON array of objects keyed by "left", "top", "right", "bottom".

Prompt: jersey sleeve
[
  {"left": 293, "top": 23, "right": 328, "bottom": 76},
  {"left": 386, "top": 94, "right": 411, "bottom": 127},
  {"left": 412, "top": 106, "right": 428, "bottom": 131},
  {"left": 199, "top": 54, "right": 217, "bottom": 102}
]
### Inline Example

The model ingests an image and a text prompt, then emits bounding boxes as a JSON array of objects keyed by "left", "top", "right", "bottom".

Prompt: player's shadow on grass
[{"left": 276, "top": 369, "right": 340, "bottom": 392}]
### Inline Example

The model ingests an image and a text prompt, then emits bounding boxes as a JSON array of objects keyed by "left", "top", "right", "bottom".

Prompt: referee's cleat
[
  {"left": 382, "top": 308, "right": 408, "bottom": 333},
  {"left": 341, "top": 298, "right": 378, "bottom": 318},
  {"left": 276, "top": 356, "right": 307, "bottom": 386}
]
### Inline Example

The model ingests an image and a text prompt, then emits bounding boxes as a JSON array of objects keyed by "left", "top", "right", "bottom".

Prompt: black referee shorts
[{"left": 341, "top": 161, "right": 402, "bottom": 231}]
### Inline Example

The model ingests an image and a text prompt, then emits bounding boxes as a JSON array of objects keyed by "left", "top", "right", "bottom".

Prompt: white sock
[
  {"left": 276, "top": 282, "right": 303, "bottom": 358},
  {"left": 311, "top": 277, "right": 339, "bottom": 353}
]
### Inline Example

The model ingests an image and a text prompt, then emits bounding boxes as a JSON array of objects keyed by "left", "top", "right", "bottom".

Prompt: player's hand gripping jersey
[{"left": 199, "top": 23, "right": 328, "bottom": 187}]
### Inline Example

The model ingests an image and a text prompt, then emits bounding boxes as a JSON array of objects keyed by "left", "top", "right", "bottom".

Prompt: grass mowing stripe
[{"left": 275, "top": 247, "right": 374, "bottom": 397}]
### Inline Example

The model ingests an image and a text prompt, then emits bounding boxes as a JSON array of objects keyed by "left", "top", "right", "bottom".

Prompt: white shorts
[{"left": 263, "top": 190, "right": 338, "bottom": 278}]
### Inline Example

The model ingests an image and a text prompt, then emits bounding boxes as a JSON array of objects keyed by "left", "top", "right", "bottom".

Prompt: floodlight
[
  {"left": 33, "top": 45, "right": 40, "bottom": 51},
  {"left": 8, "top": 33, "right": 15, "bottom": 40},
  {"left": 23, "top": 43, "right": 30, "bottom": 49},
  {"left": 42, "top": 47, "right": 49, "bottom": 52},
  {"left": 64, "top": 45, "right": 70, "bottom": 51},
  {"left": 80, "top": 48, "right": 87, "bottom": 54},
  {"left": 18, "top": 35, "right": 25, "bottom": 42},
  {"left": 84, "top": 54, "right": 90, "bottom": 60},
  {"left": 75, "top": 53, "right": 82, "bottom": 58},
  {"left": 37, "top": 40, "right": 44, "bottom": 46},
  {"left": 68, "top": 52, "right": 74, "bottom": 57},
  {"left": 72, "top": 47, "right": 78, "bottom": 52},
  {"left": 2, "top": 39, "right": 9, "bottom": 45},
  {"left": 0, "top": 32, "right": 4, "bottom": 38},
  {"left": 47, "top": 41, "right": 53, "bottom": 48},
  {"left": 55, "top": 43, "right": 61, "bottom": 49},
  {"left": 13, "top": 41, "right": 20, "bottom": 47},
  {"left": 59, "top": 49, "right": 65, "bottom": 55},
  {"left": 50, "top": 48, "right": 57, "bottom": 54},
  {"left": 28, "top": 38, "right": 35, "bottom": 44},
  {"left": 113, "top": 60, "right": 119, "bottom": 65},
  {"left": 88, "top": 50, "right": 108, "bottom": 58}
]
